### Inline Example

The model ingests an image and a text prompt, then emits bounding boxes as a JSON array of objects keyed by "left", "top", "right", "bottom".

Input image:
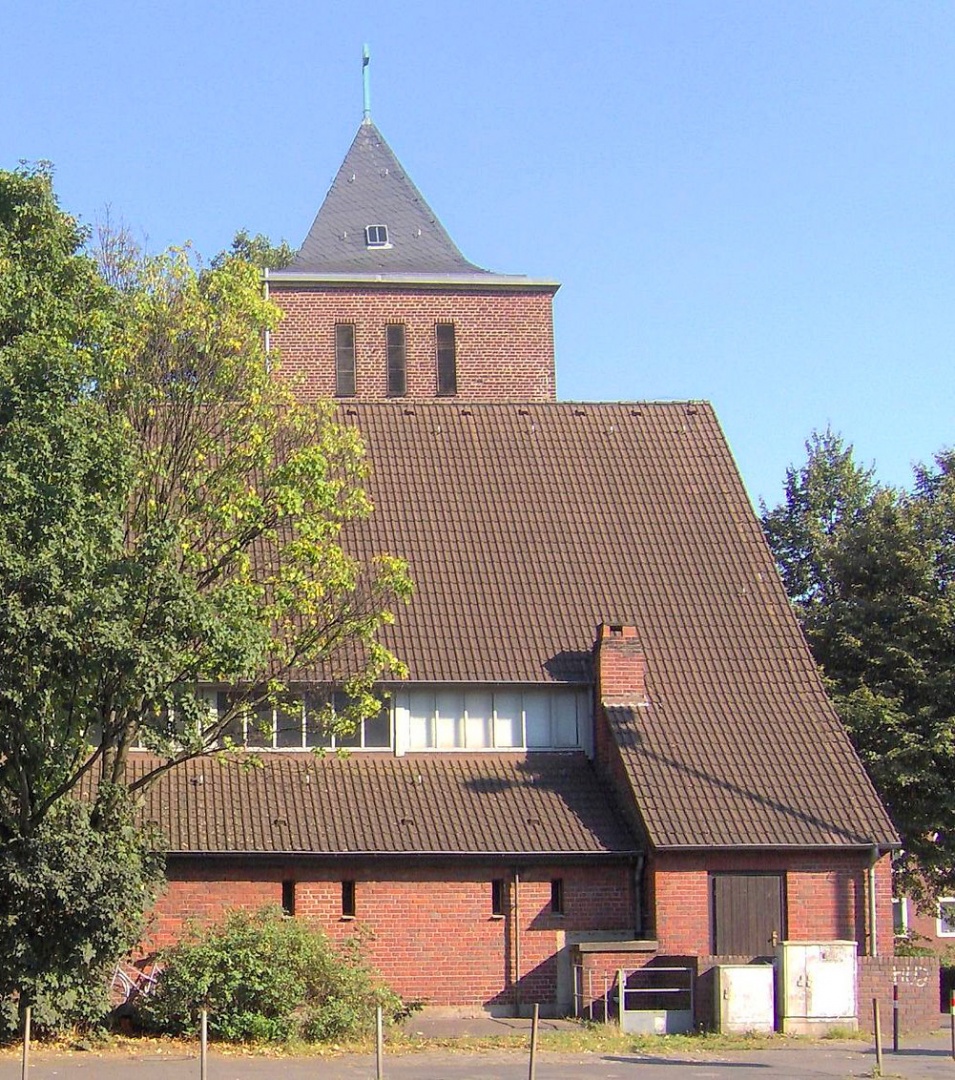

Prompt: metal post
[
  {"left": 200, "top": 1007, "right": 208, "bottom": 1080},
  {"left": 20, "top": 1005, "right": 30, "bottom": 1080},
  {"left": 950, "top": 990, "right": 954, "bottom": 1061},
  {"left": 892, "top": 982, "right": 899, "bottom": 1052},
  {"left": 527, "top": 1002, "right": 539, "bottom": 1080},
  {"left": 873, "top": 998, "right": 883, "bottom": 1076},
  {"left": 376, "top": 1004, "right": 384, "bottom": 1080}
]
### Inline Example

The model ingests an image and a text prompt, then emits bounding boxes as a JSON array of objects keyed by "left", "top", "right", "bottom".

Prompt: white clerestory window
[{"left": 395, "top": 687, "right": 592, "bottom": 754}]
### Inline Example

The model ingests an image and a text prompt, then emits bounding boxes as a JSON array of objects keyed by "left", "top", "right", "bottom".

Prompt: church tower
[{"left": 268, "top": 53, "right": 559, "bottom": 402}]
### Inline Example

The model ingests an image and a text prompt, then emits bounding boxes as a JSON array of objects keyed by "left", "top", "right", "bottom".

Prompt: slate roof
[
  {"left": 285, "top": 122, "right": 487, "bottom": 276},
  {"left": 125, "top": 752, "right": 637, "bottom": 857},
  {"left": 332, "top": 400, "right": 898, "bottom": 851}
]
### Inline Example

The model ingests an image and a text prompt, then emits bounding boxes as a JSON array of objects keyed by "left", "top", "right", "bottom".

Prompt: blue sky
[{"left": 5, "top": 1, "right": 953, "bottom": 506}]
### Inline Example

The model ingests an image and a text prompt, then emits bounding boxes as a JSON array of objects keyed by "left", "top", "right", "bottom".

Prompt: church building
[{"left": 140, "top": 74, "right": 938, "bottom": 1030}]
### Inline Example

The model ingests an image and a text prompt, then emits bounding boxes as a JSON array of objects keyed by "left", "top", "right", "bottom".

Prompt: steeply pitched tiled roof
[
  {"left": 286, "top": 122, "right": 486, "bottom": 276},
  {"left": 334, "top": 400, "right": 897, "bottom": 850},
  {"left": 125, "top": 752, "right": 637, "bottom": 857}
]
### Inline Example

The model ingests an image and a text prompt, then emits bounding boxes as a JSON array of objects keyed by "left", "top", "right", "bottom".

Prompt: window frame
[
  {"left": 213, "top": 691, "right": 393, "bottom": 751},
  {"left": 893, "top": 896, "right": 909, "bottom": 937},
  {"left": 365, "top": 224, "right": 389, "bottom": 248},
  {"left": 938, "top": 898, "right": 955, "bottom": 937},
  {"left": 335, "top": 323, "right": 357, "bottom": 397},
  {"left": 386, "top": 323, "right": 406, "bottom": 396},
  {"left": 401, "top": 687, "right": 588, "bottom": 752},
  {"left": 435, "top": 322, "right": 457, "bottom": 396},
  {"left": 550, "top": 878, "right": 565, "bottom": 916}
]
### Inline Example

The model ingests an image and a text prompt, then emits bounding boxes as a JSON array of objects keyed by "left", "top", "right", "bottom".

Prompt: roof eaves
[
  {"left": 267, "top": 271, "right": 561, "bottom": 292},
  {"left": 166, "top": 848, "right": 644, "bottom": 858}
]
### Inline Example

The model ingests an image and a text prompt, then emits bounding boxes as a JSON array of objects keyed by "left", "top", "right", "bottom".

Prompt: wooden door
[{"left": 711, "top": 873, "right": 785, "bottom": 956}]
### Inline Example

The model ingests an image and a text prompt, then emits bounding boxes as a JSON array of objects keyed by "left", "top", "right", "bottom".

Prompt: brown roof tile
[
  {"left": 127, "top": 752, "right": 638, "bottom": 857},
  {"left": 333, "top": 401, "right": 897, "bottom": 850}
]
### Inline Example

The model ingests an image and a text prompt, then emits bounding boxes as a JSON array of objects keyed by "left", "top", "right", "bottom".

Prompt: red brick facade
[
  {"left": 269, "top": 284, "right": 557, "bottom": 402},
  {"left": 647, "top": 849, "right": 894, "bottom": 958},
  {"left": 154, "top": 858, "right": 634, "bottom": 1010}
]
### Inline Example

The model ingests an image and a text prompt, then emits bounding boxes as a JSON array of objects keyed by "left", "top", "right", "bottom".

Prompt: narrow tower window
[
  {"left": 435, "top": 323, "right": 457, "bottom": 396},
  {"left": 282, "top": 880, "right": 296, "bottom": 916},
  {"left": 335, "top": 324, "right": 356, "bottom": 397},
  {"left": 387, "top": 324, "right": 406, "bottom": 396},
  {"left": 341, "top": 879, "right": 356, "bottom": 918},
  {"left": 365, "top": 224, "right": 389, "bottom": 247},
  {"left": 491, "top": 879, "right": 506, "bottom": 917}
]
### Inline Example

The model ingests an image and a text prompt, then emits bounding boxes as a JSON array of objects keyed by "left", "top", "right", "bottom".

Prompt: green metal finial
[{"left": 362, "top": 44, "right": 371, "bottom": 123}]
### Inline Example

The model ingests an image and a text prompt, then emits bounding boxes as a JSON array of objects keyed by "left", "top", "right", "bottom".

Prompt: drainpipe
[
  {"left": 513, "top": 868, "right": 522, "bottom": 1016},
  {"left": 633, "top": 854, "right": 645, "bottom": 936},
  {"left": 263, "top": 267, "right": 271, "bottom": 372},
  {"left": 868, "top": 845, "right": 879, "bottom": 957}
]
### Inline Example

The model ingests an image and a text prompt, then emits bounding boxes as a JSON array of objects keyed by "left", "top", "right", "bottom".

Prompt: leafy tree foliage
[
  {"left": 762, "top": 432, "right": 955, "bottom": 901},
  {"left": 214, "top": 229, "right": 295, "bottom": 270},
  {"left": 140, "top": 907, "right": 402, "bottom": 1042},
  {"left": 0, "top": 165, "right": 410, "bottom": 1022},
  {"left": 0, "top": 796, "right": 163, "bottom": 1036},
  {"left": 759, "top": 427, "right": 878, "bottom": 610}
]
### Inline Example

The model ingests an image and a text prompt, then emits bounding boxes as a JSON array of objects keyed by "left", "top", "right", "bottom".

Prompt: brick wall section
[
  {"left": 649, "top": 850, "right": 895, "bottom": 957},
  {"left": 858, "top": 956, "right": 940, "bottom": 1034},
  {"left": 154, "top": 858, "right": 633, "bottom": 1009},
  {"left": 270, "top": 285, "right": 557, "bottom": 402}
]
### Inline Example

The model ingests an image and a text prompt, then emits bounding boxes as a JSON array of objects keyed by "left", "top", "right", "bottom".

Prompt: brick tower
[{"left": 268, "top": 98, "right": 559, "bottom": 402}]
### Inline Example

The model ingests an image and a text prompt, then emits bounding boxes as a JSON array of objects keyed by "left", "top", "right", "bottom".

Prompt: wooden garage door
[{"left": 711, "top": 873, "right": 785, "bottom": 956}]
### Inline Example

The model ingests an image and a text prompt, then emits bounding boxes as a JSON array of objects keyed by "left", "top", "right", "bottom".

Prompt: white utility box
[
  {"left": 714, "top": 964, "right": 775, "bottom": 1033},
  {"left": 776, "top": 940, "right": 857, "bottom": 1035}
]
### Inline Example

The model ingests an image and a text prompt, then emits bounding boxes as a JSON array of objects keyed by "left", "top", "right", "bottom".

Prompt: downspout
[
  {"left": 513, "top": 868, "right": 522, "bottom": 1016},
  {"left": 633, "top": 854, "right": 645, "bottom": 936},
  {"left": 868, "top": 845, "right": 879, "bottom": 957},
  {"left": 263, "top": 267, "right": 271, "bottom": 372}
]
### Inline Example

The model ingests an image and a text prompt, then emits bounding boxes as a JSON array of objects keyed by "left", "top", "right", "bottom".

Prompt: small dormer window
[{"left": 365, "top": 224, "right": 389, "bottom": 248}]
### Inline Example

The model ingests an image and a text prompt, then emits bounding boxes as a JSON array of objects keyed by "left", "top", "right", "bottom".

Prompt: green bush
[
  {"left": 139, "top": 907, "right": 402, "bottom": 1043},
  {"left": 0, "top": 795, "right": 164, "bottom": 1039}
]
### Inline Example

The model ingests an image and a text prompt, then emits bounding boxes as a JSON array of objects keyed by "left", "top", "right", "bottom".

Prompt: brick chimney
[{"left": 595, "top": 623, "right": 646, "bottom": 704}]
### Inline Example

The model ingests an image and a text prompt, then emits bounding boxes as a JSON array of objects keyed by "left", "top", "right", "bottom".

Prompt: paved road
[{"left": 2, "top": 1035, "right": 954, "bottom": 1080}]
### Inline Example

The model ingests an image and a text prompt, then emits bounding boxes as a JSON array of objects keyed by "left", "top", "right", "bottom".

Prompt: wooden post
[
  {"left": 20, "top": 1004, "right": 31, "bottom": 1080},
  {"left": 200, "top": 1007, "right": 208, "bottom": 1080},
  {"left": 873, "top": 998, "right": 883, "bottom": 1076},
  {"left": 376, "top": 1004, "right": 384, "bottom": 1080},
  {"left": 527, "top": 1002, "right": 539, "bottom": 1080}
]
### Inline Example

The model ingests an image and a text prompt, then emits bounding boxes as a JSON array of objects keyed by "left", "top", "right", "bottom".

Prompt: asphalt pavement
[{"left": 0, "top": 1021, "right": 951, "bottom": 1078}]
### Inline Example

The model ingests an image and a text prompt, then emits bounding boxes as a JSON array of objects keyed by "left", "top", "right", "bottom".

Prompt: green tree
[
  {"left": 762, "top": 436, "right": 955, "bottom": 901},
  {"left": 0, "top": 165, "right": 410, "bottom": 1024},
  {"left": 759, "top": 427, "right": 878, "bottom": 610},
  {"left": 214, "top": 229, "right": 295, "bottom": 270}
]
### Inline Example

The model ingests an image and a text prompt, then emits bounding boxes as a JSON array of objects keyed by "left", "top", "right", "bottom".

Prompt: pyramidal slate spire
[
  {"left": 289, "top": 121, "right": 485, "bottom": 275},
  {"left": 288, "top": 47, "right": 486, "bottom": 276}
]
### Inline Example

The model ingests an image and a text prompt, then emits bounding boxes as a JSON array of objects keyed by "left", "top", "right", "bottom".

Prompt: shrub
[
  {"left": 139, "top": 907, "right": 401, "bottom": 1043},
  {"left": 0, "top": 795, "right": 164, "bottom": 1039}
]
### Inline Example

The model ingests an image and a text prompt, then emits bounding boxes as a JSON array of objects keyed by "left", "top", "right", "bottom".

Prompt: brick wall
[
  {"left": 269, "top": 285, "right": 557, "bottom": 402},
  {"left": 858, "top": 956, "right": 940, "bottom": 1034},
  {"left": 154, "top": 857, "right": 633, "bottom": 1010},
  {"left": 649, "top": 850, "right": 895, "bottom": 957}
]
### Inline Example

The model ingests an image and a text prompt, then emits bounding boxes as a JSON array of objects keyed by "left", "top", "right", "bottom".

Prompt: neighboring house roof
[
  {"left": 334, "top": 400, "right": 898, "bottom": 851},
  {"left": 125, "top": 752, "right": 638, "bottom": 857},
  {"left": 285, "top": 122, "right": 487, "bottom": 277}
]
